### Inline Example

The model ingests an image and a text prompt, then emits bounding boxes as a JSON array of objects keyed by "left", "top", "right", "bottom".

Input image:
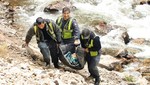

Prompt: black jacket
[
  {"left": 25, "top": 19, "right": 61, "bottom": 44},
  {"left": 56, "top": 17, "right": 80, "bottom": 42},
  {"left": 80, "top": 31, "right": 101, "bottom": 52}
]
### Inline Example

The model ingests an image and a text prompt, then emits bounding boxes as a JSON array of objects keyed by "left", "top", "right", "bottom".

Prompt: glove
[
  {"left": 74, "top": 39, "right": 80, "bottom": 46},
  {"left": 84, "top": 48, "right": 89, "bottom": 53}
]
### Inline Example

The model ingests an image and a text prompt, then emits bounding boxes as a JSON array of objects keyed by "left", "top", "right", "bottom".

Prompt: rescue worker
[
  {"left": 56, "top": 7, "right": 80, "bottom": 53},
  {"left": 80, "top": 28, "right": 101, "bottom": 85},
  {"left": 24, "top": 17, "right": 61, "bottom": 68}
]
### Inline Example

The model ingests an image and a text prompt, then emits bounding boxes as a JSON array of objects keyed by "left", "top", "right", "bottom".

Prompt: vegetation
[
  {"left": 0, "top": 43, "right": 8, "bottom": 57},
  {"left": 124, "top": 75, "right": 135, "bottom": 82}
]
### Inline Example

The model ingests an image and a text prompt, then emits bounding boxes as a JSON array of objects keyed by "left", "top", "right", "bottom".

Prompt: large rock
[
  {"left": 94, "top": 20, "right": 114, "bottom": 36},
  {"left": 130, "top": 38, "right": 150, "bottom": 46},
  {"left": 101, "top": 47, "right": 123, "bottom": 57},
  {"left": 137, "top": 58, "right": 150, "bottom": 82},
  {"left": 139, "top": 0, "right": 150, "bottom": 5},
  {"left": 44, "top": 1, "right": 76, "bottom": 13}
]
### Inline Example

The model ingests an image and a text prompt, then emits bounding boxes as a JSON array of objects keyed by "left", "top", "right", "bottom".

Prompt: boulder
[
  {"left": 139, "top": 0, "right": 150, "bottom": 5},
  {"left": 95, "top": 21, "right": 113, "bottom": 36},
  {"left": 44, "top": 1, "right": 76, "bottom": 13},
  {"left": 142, "top": 58, "right": 150, "bottom": 66},
  {"left": 125, "top": 47, "right": 143, "bottom": 55},
  {"left": 148, "top": 0, "right": 150, "bottom": 5},
  {"left": 121, "top": 32, "right": 130, "bottom": 44},
  {"left": 130, "top": 38, "right": 150, "bottom": 46},
  {"left": 137, "top": 58, "right": 150, "bottom": 81},
  {"left": 139, "top": 0, "right": 147, "bottom": 5},
  {"left": 132, "top": 0, "right": 150, "bottom": 5},
  {"left": 101, "top": 47, "right": 123, "bottom": 57}
]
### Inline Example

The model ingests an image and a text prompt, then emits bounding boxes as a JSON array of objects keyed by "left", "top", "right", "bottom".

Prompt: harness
[{"left": 56, "top": 17, "right": 73, "bottom": 39}]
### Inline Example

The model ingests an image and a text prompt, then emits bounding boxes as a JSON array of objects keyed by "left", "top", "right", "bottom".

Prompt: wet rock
[
  {"left": 130, "top": 38, "right": 150, "bottom": 46},
  {"left": 115, "top": 49, "right": 127, "bottom": 58},
  {"left": 3, "top": 2, "right": 10, "bottom": 7},
  {"left": 25, "top": 46, "right": 43, "bottom": 61},
  {"left": 139, "top": 0, "right": 150, "bottom": 5},
  {"left": 44, "top": 1, "right": 76, "bottom": 13},
  {"left": 132, "top": 0, "right": 150, "bottom": 5},
  {"left": 137, "top": 59, "right": 150, "bottom": 81},
  {"left": 125, "top": 47, "right": 143, "bottom": 55},
  {"left": 148, "top": 0, "right": 150, "bottom": 5},
  {"left": 100, "top": 54, "right": 139, "bottom": 72},
  {"left": 102, "top": 47, "right": 125, "bottom": 57},
  {"left": 94, "top": 20, "right": 114, "bottom": 36},
  {"left": 101, "top": 28, "right": 129, "bottom": 46},
  {"left": 140, "top": 0, "right": 147, "bottom": 5},
  {"left": 122, "top": 32, "right": 130, "bottom": 44},
  {"left": 142, "top": 58, "right": 150, "bottom": 66},
  {"left": 109, "top": 58, "right": 138, "bottom": 72},
  {"left": 130, "top": 38, "right": 145, "bottom": 45},
  {"left": 54, "top": 80, "right": 59, "bottom": 85},
  {"left": 102, "top": 47, "right": 114, "bottom": 55},
  {"left": 115, "top": 49, "right": 137, "bottom": 60},
  {"left": 109, "top": 61, "right": 123, "bottom": 71},
  {"left": 27, "top": 5, "right": 36, "bottom": 11},
  {"left": 5, "top": 6, "right": 15, "bottom": 25},
  {"left": 99, "top": 55, "right": 122, "bottom": 71}
]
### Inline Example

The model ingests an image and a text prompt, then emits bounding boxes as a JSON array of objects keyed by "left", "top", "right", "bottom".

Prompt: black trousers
[
  {"left": 86, "top": 53, "right": 100, "bottom": 79},
  {"left": 48, "top": 40, "right": 60, "bottom": 68}
]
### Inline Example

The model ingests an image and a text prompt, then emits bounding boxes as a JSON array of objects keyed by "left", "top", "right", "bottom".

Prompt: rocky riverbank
[{"left": 0, "top": 0, "right": 149, "bottom": 85}]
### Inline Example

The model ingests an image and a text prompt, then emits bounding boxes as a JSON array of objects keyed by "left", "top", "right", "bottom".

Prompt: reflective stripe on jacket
[
  {"left": 81, "top": 35, "right": 99, "bottom": 57},
  {"left": 34, "top": 22, "right": 56, "bottom": 42},
  {"left": 56, "top": 17, "right": 73, "bottom": 39}
]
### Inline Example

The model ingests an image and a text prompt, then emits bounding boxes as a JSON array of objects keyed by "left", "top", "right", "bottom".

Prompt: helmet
[
  {"left": 81, "top": 28, "right": 91, "bottom": 39},
  {"left": 36, "top": 17, "right": 44, "bottom": 25}
]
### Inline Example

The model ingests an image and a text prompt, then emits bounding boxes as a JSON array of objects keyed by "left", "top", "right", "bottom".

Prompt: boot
[
  {"left": 54, "top": 64, "right": 60, "bottom": 68},
  {"left": 46, "top": 62, "right": 50, "bottom": 66},
  {"left": 86, "top": 75, "right": 94, "bottom": 80},
  {"left": 94, "top": 77, "right": 100, "bottom": 85}
]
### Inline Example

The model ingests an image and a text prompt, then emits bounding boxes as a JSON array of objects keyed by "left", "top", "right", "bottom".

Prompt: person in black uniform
[
  {"left": 56, "top": 7, "right": 80, "bottom": 54},
  {"left": 80, "top": 28, "right": 101, "bottom": 85},
  {"left": 24, "top": 17, "right": 61, "bottom": 68}
]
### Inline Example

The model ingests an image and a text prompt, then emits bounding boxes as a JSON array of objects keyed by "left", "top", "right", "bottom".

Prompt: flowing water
[{"left": 9, "top": 0, "right": 150, "bottom": 69}]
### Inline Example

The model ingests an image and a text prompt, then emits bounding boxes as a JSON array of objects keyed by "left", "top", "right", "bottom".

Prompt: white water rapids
[
  {"left": 20, "top": 0, "right": 150, "bottom": 58},
  {"left": 3, "top": 0, "right": 149, "bottom": 84}
]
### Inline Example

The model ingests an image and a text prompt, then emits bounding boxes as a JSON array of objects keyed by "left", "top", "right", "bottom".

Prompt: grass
[
  {"left": 0, "top": 43, "right": 8, "bottom": 57},
  {"left": 124, "top": 75, "right": 135, "bottom": 82}
]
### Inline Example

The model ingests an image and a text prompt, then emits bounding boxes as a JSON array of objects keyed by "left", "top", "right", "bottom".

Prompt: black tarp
[{"left": 59, "top": 46, "right": 86, "bottom": 70}]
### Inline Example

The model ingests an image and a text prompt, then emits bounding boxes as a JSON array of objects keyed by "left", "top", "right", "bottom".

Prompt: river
[
  {"left": 9, "top": 0, "right": 150, "bottom": 62},
  {"left": 5, "top": 0, "right": 150, "bottom": 84},
  {"left": 9, "top": 0, "right": 150, "bottom": 67}
]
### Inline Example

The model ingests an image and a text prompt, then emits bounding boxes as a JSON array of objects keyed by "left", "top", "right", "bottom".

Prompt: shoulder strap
[
  {"left": 56, "top": 16, "right": 62, "bottom": 26},
  {"left": 68, "top": 18, "right": 73, "bottom": 30},
  {"left": 47, "top": 21, "right": 57, "bottom": 41}
]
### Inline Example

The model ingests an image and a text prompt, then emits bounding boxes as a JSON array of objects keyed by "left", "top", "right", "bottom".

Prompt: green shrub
[{"left": 124, "top": 75, "right": 135, "bottom": 82}]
